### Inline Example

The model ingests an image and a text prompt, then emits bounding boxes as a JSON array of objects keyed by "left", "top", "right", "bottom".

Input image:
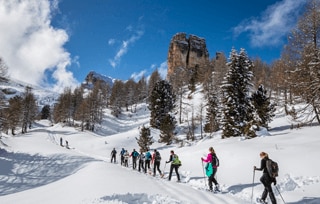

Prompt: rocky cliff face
[
  {"left": 82, "top": 71, "right": 114, "bottom": 89},
  {"left": 167, "top": 33, "right": 209, "bottom": 79}
]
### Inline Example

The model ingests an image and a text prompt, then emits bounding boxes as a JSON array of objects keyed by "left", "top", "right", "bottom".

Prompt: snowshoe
[
  {"left": 213, "top": 187, "right": 221, "bottom": 193},
  {"left": 256, "top": 198, "right": 267, "bottom": 204}
]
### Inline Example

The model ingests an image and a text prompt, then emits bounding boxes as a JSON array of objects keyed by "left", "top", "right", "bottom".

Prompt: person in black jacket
[
  {"left": 111, "top": 148, "right": 117, "bottom": 163},
  {"left": 254, "top": 152, "right": 277, "bottom": 204},
  {"left": 166, "top": 150, "right": 181, "bottom": 182}
]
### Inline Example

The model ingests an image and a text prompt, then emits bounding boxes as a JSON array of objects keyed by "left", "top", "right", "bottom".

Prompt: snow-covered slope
[{"left": 0, "top": 102, "right": 319, "bottom": 204}]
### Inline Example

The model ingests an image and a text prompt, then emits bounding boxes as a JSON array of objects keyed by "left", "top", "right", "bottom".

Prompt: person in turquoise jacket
[{"left": 201, "top": 147, "right": 220, "bottom": 192}]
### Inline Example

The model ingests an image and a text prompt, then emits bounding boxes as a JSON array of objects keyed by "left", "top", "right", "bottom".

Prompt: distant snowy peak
[
  {"left": 82, "top": 71, "right": 114, "bottom": 89},
  {"left": 0, "top": 77, "right": 59, "bottom": 107}
]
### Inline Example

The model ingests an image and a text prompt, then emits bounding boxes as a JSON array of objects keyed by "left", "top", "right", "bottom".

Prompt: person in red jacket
[{"left": 151, "top": 149, "right": 162, "bottom": 176}]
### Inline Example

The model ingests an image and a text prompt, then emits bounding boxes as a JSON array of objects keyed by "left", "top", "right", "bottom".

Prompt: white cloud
[
  {"left": 0, "top": 0, "right": 78, "bottom": 92},
  {"left": 109, "top": 28, "right": 144, "bottom": 68},
  {"left": 108, "top": 38, "right": 115, "bottom": 45},
  {"left": 233, "top": 0, "right": 305, "bottom": 47},
  {"left": 130, "top": 70, "right": 147, "bottom": 82}
]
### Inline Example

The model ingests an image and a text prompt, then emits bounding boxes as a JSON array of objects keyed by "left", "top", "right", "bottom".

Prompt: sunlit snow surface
[{"left": 1, "top": 103, "right": 320, "bottom": 204}]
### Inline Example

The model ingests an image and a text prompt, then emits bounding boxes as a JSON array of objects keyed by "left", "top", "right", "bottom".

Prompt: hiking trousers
[
  {"left": 260, "top": 173, "right": 277, "bottom": 204},
  {"left": 144, "top": 160, "right": 151, "bottom": 173},
  {"left": 153, "top": 161, "right": 162, "bottom": 175},
  {"left": 168, "top": 164, "right": 180, "bottom": 181},
  {"left": 208, "top": 168, "right": 218, "bottom": 190}
]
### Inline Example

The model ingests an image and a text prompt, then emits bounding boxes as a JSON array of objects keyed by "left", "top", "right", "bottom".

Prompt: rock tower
[{"left": 167, "top": 33, "right": 209, "bottom": 80}]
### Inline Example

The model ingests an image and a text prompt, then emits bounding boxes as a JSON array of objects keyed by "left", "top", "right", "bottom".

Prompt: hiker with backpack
[
  {"left": 152, "top": 149, "right": 162, "bottom": 176},
  {"left": 110, "top": 148, "right": 117, "bottom": 163},
  {"left": 138, "top": 149, "right": 145, "bottom": 172},
  {"left": 130, "top": 149, "right": 139, "bottom": 170},
  {"left": 144, "top": 149, "right": 152, "bottom": 174},
  {"left": 123, "top": 150, "right": 130, "bottom": 167},
  {"left": 166, "top": 150, "right": 181, "bottom": 182},
  {"left": 201, "top": 147, "right": 220, "bottom": 192},
  {"left": 120, "top": 148, "right": 125, "bottom": 165},
  {"left": 254, "top": 152, "right": 277, "bottom": 204}
]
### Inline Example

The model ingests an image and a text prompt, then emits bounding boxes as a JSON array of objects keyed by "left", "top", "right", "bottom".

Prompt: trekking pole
[
  {"left": 275, "top": 185, "right": 286, "bottom": 204},
  {"left": 201, "top": 160, "right": 208, "bottom": 189},
  {"left": 251, "top": 169, "right": 255, "bottom": 204},
  {"left": 161, "top": 162, "right": 167, "bottom": 177}
]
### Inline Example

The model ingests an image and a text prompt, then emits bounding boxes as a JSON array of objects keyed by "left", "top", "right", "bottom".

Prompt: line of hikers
[
  {"left": 111, "top": 147, "right": 182, "bottom": 181},
  {"left": 111, "top": 147, "right": 278, "bottom": 203}
]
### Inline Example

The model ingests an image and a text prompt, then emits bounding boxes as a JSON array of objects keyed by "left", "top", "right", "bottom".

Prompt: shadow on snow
[
  {"left": 287, "top": 197, "right": 320, "bottom": 204},
  {"left": 0, "top": 149, "right": 97, "bottom": 196}
]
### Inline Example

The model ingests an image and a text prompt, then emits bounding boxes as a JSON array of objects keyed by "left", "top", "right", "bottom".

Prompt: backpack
[
  {"left": 266, "top": 159, "right": 279, "bottom": 178},
  {"left": 155, "top": 151, "right": 161, "bottom": 161},
  {"left": 145, "top": 152, "right": 151, "bottom": 160},
  {"left": 173, "top": 154, "right": 182, "bottom": 166},
  {"left": 133, "top": 151, "right": 139, "bottom": 157},
  {"left": 211, "top": 153, "right": 219, "bottom": 167}
]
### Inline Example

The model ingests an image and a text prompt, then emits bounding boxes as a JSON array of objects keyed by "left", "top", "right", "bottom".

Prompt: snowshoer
[
  {"left": 131, "top": 149, "right": 139, "bottom": 170},
  {"left": 123, "top": 150, "right": 129, "bottom": 167},
  {"left": 152, "top": 149, "right": 162, "bottom": 176},
  {"left": 166, "top": 150, "right": 181, "bottom": 182},
  {"left": 111, "top": 148, "right": 117, "bottom": 163},
  {"left": 138, "top": 150, "right": 145, "bottom": 172},
  {"left": 254, "top": 152, "right": 277, "bottom": 204},
  {"left": 201, "top": 147, "right": 219, "bottom": 192},
  {"left": 60, "top": 137, "right": 63, "bottom": 146},
  {"left": 144, "top": 150, "right": 152, "bottom": 173},
  {"left": 120, "top": 148, "right": 125, "bottom": 165}
]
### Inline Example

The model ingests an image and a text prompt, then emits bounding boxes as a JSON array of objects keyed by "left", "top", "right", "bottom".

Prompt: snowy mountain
[
  {"left": 0, "top": 77, "right": 59, "bottom": 108},
  {"left": 82, "top": 71, "right": 115, "bottom": 90}
]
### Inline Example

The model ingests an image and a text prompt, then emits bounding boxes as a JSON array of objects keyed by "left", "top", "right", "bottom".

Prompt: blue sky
[{"left": 0, "top": 0, "right": 306, "bottom": 92}]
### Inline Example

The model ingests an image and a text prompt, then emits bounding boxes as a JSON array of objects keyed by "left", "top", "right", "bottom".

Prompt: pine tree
[
  {"left": 159, "top": 113, "right": 176, "bottom": 145},
  {"left": 204, "top": 94, "right": 220, "bottom": 133},
  {"left": 41, "top": 105, "right": 51, "bottom": 120},
  {"left": 109, "top": 80, "right": 125, "bottom": 117},
  {"left": 136, "top": 125, "right": 153, "bottom": 152},
  {"left": 221, "top": 48, "right": 255, "bottom": 138},
  {"left": 251, "top": 85, "right": 276, "bottom": 130},
  {"left": 149, "top": 80, "right": 176, "bottom": 129},
  {"left": 148, "top": 69, "right": 162, "bottom": 101}
]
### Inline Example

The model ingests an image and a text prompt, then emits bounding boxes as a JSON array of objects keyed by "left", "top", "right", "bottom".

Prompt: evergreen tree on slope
[
  {"left": 136, "top": 125, "right": 153, "bottom": 152},
  {"left": 149, "top": 80, "right": 176, "bottom": 144},
  {"left": 221, "top": 48, "right": 255, "bottom": 138},
  {"left": 149, "top": 80, "right": 176, "bottom": 129},
  {"left": 204, "top": 93, "right": 220, "bottom": 133},
  {"left": 251, "top": 84, "right": 276, "bottom": 130}
]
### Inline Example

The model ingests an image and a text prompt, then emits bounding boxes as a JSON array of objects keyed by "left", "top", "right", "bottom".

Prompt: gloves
[{"left": 273, "top": 179, "right": 277, "bottom": 186}]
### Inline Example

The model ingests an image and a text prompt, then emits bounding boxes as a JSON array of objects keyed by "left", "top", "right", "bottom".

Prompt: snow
[{"left": 1, "top": 103, "right": 320, "bottom": 204}]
